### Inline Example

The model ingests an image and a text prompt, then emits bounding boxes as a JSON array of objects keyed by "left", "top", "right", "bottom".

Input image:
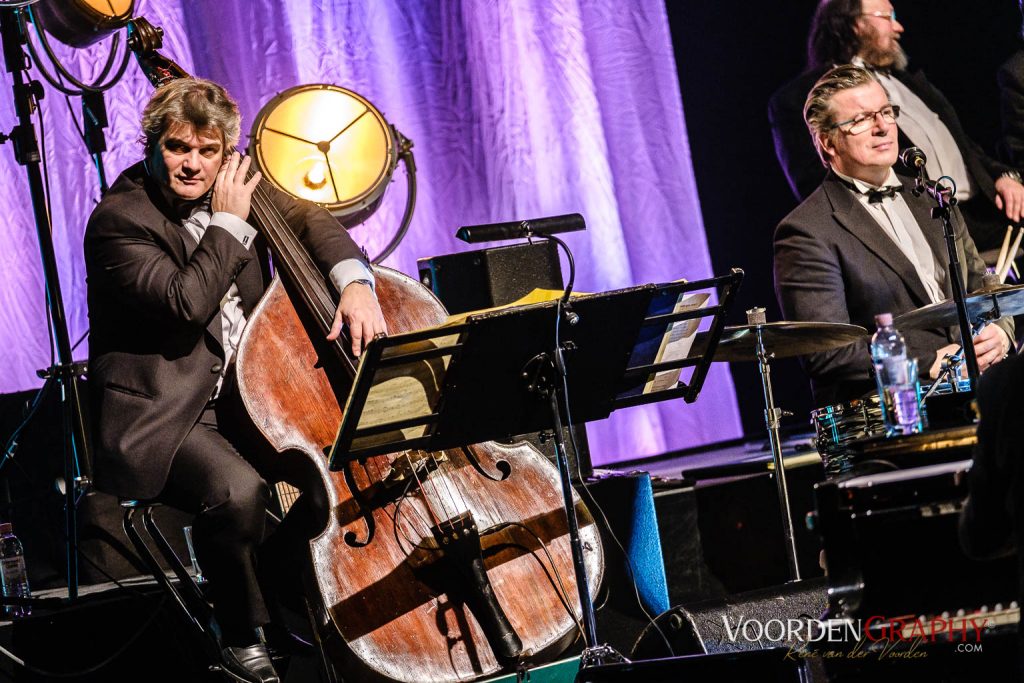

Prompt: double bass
[{"left": 128, "top": 20, "right": 605, "bottom": 682}]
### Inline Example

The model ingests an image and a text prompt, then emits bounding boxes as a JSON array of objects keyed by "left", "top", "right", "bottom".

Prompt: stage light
[
  {"left": 248, "top": 84, "right": 402, "bottom": 227},
  {"left": 33, "top": 0, "right": 134, "bottom": 48}
]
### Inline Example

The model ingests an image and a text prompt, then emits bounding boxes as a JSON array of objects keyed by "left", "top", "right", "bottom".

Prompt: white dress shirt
[{"left": 834, "top": 168, "right": 945, "bottom": 305}]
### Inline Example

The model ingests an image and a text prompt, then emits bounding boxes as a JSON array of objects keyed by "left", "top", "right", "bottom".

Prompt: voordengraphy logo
[{"left": 720, "top": 613, "right": 991, "bottom": 659}]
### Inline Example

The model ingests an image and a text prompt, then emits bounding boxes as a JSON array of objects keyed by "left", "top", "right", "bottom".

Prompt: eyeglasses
[
  {"left": 828, "top": 105, "right": 900, "bottom": 135},
  {"left": 862, "top": 10, "right": 897, "bottom": 23}
]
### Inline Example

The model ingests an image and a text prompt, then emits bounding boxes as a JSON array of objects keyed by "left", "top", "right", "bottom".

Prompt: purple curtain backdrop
[{"left": 0, "top": 0, "right": 741, "bottom": 465}]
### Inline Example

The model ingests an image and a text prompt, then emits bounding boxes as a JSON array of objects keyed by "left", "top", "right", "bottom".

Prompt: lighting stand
[{"left": 0, "top": 6, "right": 90, "bottom": 599}]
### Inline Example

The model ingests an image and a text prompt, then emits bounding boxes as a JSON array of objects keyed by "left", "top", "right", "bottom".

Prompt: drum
[
  {"left": 811, "top": 385, "right": 970, "bottom": 475},
  {"left": 811, "top": 394, "right": 886, "bottom": 475}
]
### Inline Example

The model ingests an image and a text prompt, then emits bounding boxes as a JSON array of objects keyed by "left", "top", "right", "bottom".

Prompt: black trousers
[{"left": 158, "top": 395, "right": 327, "bottom": 644}]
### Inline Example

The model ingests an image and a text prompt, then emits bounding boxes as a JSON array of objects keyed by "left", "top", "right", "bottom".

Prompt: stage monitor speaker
[
  {"left": 577, "top": 649, "right": 806, "bottom": 683},
  {"left": 417, "top": 241, "right": 563, "bottom": 314},
  {"left": 631, "top": 578, "right": 827, "bottom": 659}
]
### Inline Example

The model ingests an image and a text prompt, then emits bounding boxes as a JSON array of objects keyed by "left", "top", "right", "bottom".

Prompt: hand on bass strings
[
  {"left": 328, "top": 281, "right": 388, "bottom": 357},
  {"left": 213, "top": 151, "right": 261, "bottom": 220}
]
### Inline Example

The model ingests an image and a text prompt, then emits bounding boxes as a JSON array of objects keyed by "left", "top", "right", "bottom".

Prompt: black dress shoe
[{"left": 221, "top": 643, "right": 280, "bottom": 683}]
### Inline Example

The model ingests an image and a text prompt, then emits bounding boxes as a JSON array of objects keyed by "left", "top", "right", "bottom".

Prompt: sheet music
[{"left": 643, "top": 292, "right": 709, "bottom": 394}]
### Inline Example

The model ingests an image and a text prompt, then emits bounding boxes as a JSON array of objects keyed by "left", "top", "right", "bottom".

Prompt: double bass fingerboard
[{"left": 276, "top": 482, "right": 301, "bottom": 515}]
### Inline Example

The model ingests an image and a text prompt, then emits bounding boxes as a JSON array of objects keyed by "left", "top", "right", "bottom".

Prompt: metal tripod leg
[{"left": 752, "top": 318, "right": 801, "bottom": 582}]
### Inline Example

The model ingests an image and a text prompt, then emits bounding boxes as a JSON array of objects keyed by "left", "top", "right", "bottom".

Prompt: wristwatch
[
  {"left": 1001, "top": 170, "right": 1023, "bottom": 184},
  {"left": 349, "top": 278, "right": 374, "bottom": 289}
]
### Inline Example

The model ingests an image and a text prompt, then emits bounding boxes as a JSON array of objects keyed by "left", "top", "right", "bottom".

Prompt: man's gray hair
[
  {"left": 803, "top": 64, "right": 881, "bottom": 166},
  {"left": 141, "top": 78, "right": 241, "bottom": 153}
]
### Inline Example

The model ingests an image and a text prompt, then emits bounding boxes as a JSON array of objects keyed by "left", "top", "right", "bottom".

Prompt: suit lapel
[
  {"left": 824, "top": 174, "right": 933, "bottom": 308},
  {"left": 897, "top": 175, "right": 961, "bottom": 299}
]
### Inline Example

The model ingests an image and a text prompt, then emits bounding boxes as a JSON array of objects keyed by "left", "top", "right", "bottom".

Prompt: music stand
[{"left": 329, "top": 269, "right": 742, "bottom": 665}]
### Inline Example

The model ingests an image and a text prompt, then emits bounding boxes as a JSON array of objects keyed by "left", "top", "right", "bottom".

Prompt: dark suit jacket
[
  {"left": 998, "top": 50, "right": 1024, "bottom": 169},
  {"left": 769, "top": 66, "right": 1012, "bottom": 204},
  {"left": 773, "top": 171, "right": 1013, "bottom": 407},
  {"left": 85, "top": 162, "right": 364, "bottom": 499}
]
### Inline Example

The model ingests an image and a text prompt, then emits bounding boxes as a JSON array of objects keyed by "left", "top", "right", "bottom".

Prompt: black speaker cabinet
[
  {"left": 631, "top": 578, "right": 827, "bottom": 659},
  {"left": 417, "top": 241, "right": 563, "bottom": 314}
]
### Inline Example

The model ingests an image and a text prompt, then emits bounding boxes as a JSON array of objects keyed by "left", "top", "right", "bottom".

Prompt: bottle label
[
  {"left": 1, "top": 557, "right": 26, "bottom": 586},
  {"left": 881, "top": 356, "right": 910, "bottom": 386}
]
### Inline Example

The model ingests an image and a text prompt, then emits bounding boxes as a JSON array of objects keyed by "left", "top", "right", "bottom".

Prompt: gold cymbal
[{"left": 696, "top": 321, "right": 868, "bottom": 362}]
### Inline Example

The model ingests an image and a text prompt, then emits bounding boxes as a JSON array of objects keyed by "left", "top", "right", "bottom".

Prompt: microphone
[
  {"left": 899, "top": 147, "right": 928, "bottom": 195},
  {"left": 899, "top": 146, "right": 927, "bottom": 169},
  {"left": 456, "top": 213, "right": 585, "bottom": 243}
]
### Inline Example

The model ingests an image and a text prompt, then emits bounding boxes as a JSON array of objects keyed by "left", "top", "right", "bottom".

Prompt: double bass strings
[{"left": 249, "top": 182, "right": 350, "bottom": 365}]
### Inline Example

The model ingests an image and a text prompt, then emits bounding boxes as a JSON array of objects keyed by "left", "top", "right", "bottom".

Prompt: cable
[
  {"left": 0, "top": 93, "right": 58, "bottom": 480},
  {"left": 0, "top": 593, "right": 170, "bottom": 678},
  {"left": 936, "top": 175, "right": 957, "bottom": 196},
  {"left": 371, "top": 135, "right": 416, "bottom": 264},
  {"left": 35, "top": 87, "right": 57, "bottom": 367},
  {"left": 23, "top": 6, "right": 130, "bottom": 95},
  {"left": 71, "top": 329, "right": 88, "bottom": 352},
  {"left": 544, "top": 234, "right": 676, "bottom": 657},
  {"left": 483, "top": 520, "right": 587, "bottom": 644},
  {"left": 560, "top": 376, "right": 676, "bottom": 657},
  {"left": 0, "top": 379, "right": 51, "bottom": 478}
]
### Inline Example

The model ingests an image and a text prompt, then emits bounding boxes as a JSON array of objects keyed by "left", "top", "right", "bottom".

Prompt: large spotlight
[
  {"left": 249, "top": 84, "right": 403, "bottom": 228},
  {"left": 34, "top": 0, "right": 134, "bottom": 47}
]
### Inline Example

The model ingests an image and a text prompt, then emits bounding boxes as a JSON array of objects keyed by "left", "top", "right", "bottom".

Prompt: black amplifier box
[{"left": 417, "top": 241, "right": 563, "bottom": 314}]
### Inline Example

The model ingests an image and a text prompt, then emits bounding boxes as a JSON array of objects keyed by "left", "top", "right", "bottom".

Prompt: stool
[{"left": 120, "top": 499, "right": 222, "bottom": 664}]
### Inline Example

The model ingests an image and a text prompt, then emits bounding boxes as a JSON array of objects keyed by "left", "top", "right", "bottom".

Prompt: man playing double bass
[{"left": 85, "top": 78, "right": 387, "bottom": 683}]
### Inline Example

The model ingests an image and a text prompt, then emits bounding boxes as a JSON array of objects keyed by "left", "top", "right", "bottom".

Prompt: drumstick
[
  {"left": 1013, "top": 261, "right": 1021, "bottom": 282},
  {"left": 999, "top": 227, "right": 1024, "bottom": 283},
  {"left": 995, "top": 225, "right": 1013, "bottom": 276}
]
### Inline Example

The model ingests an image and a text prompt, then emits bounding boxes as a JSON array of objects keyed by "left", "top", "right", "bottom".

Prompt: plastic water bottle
[
  {"left": 0, "top": 522, "right": 30, "bottom": 618},
  {"left": 870, "top": 313, "right": 922, "bottom": 435}
]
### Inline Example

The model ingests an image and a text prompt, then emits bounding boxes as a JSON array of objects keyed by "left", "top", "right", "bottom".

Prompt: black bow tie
[{"left": 867, "top": 185, "right": 903, "bottom": 203}]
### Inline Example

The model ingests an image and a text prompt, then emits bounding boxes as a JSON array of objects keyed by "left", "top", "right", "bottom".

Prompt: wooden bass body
[{"left": 236, "top": 266, "right": 604, "bottom": 681}]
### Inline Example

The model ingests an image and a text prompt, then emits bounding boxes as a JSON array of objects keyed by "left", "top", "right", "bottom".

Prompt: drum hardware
[
  {"left": 707, "top": 313, "right": 869, "bottom": 582},
  {"left": 893, "top": 282, "right": 1024, "bottom": 330},
  {"left": 921, "top": 345, "right": 968, "bottom": 403}
]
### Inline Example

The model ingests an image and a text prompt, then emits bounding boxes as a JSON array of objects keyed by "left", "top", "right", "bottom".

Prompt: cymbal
[
  {"left": 696, "top": 321, "right": 868, "bottom": 363},
  {"left": 893, "top": 284, "right": 1024, "bottom": 330}
]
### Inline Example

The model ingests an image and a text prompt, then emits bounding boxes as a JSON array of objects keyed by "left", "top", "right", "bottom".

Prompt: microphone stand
[
  {"left": 0, "top": 7, "right": 91, "bottom": 599},
  {"left": 911, "top": 169, "right": 980, "bottom": 386}
]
